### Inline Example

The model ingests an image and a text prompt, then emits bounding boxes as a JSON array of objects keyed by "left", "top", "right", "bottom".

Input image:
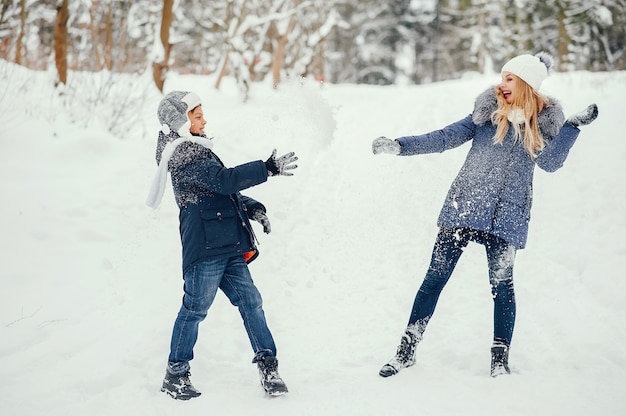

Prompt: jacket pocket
[{"left": 200, "top": 208, "right": 241, "bottom": 249}]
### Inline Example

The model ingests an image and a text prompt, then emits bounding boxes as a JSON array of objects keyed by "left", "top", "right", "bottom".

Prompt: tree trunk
[
  {"left": 104, "top": 2, "right": 113, "bottom": 70},
  {"left": 431, "top": 0, "right": 440, "bottom": 82},
  {"left": 557, "top": 2, "right": 570, "bottom": 71},
  {"left": 271, "top": 16, "right": 297, "bottom": 87},
  {"left": 153, "top": 0, "right": 174, "bottom": 92},
  {"left": 14, "top": 0, "right": 25, "bottom": 65},
  {"left": 214, "top": 52, "right": 230, "bottom": 90},
  {"left": 54, "top": 0, "right": 69, "bottom": 85},
  {"left": 215, "top": 0, "right": 248, "bottom": 90},
  {"left": 306, "top": 40, "right": 326, "bottom": 82},
  {"left": 476, "top": 5, "right": 486, "bottom": 73},
  {"left": 89, "top": 5, "right": 103, "bottom": 70}
]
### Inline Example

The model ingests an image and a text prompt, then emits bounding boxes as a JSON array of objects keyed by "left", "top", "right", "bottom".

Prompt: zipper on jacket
[
  {"left": 231, "top": 195, "right": 260, "bottom": 246},
  {"left": 491, "top": 136, "right": 517, "bottom": 230}
]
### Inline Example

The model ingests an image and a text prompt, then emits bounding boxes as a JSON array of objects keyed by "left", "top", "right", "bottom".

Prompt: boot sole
[
  {"left": 161, "top": 387, "right": 201, "bottom": 400},
  {"left": 379, "top": 359, "right": 416, "bottom": 377}
]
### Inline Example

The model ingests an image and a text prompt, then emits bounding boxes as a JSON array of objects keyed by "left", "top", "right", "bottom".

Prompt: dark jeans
[
  {"left": 408, "top": 228, "right": 517, "bottom": 346},
  {"left": 167, "top": 255, "right": 276, "bottom": 375}
]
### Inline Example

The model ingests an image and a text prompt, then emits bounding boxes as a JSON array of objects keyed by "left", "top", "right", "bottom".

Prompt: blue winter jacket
[
  {"left": 156, "top": 132, "right": 268, "bottom": 272},
  {"left": 396, "top": 88, "right": 581, "bottom": 249}
]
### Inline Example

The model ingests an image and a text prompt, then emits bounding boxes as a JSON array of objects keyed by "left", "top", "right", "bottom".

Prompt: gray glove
[
  {"left": 566, "top": 104, "right": 598, "bottom": 127},
  {"left": 372, "top": 136, "right": 401, "bottom": 155},
  {"left": 252, "top": 209, "right": 271, "bottom": 234},
  {"left": 265, "top": 149, "right": 298, "bottom": 176}
]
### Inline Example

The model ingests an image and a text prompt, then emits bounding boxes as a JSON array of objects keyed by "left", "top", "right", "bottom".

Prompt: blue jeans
[
  {"left": 167, "top": 256, "right": 276, "bottom": 375},
  {"left": 408, "top": 228, "right": 517, "bottom": 346}
]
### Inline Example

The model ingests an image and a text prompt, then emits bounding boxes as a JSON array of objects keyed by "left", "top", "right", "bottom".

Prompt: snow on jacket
[
  {"left": 396, "top": 87, "right": 581, "bottom": 249},
  {"left": 155, "top": 130, "right": 269, "bottom": 272}
]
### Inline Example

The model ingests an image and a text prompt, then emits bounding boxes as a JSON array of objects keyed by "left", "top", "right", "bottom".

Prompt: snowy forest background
[
  {"left": 1, "top": 0, "right": 625, "bottom": 90},
  {"left": 1, "top": 44, "right": 625, "bottom": 416},
  {"left": 1, "top": 1, "right": 626, "bottom": 415}
]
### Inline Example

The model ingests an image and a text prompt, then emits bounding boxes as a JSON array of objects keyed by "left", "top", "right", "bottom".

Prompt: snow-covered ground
[{"left": 1, "top": 61, "right": 625, "bottom": 415}]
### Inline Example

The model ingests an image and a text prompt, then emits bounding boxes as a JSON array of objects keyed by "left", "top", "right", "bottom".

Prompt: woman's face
[
  {"left": 188, "top": 106, "right": 206, "bottom": 135},
  {"left": 499, "top": 72, "right": 519, "bottom": 104}
]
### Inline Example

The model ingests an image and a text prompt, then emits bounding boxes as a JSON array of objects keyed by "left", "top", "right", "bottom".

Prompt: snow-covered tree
[{"left": 0, "top": 0, "right": 623, "bottom": 88}]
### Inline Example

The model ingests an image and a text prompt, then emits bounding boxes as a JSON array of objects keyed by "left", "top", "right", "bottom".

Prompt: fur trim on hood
[{"left": 471, "top": 87, "right": 565, "bottom": 139}]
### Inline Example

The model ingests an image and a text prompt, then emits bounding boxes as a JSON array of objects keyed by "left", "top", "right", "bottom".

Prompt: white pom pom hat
[{"left": 501, "top": 52, "right": 554, "bottom": 91}]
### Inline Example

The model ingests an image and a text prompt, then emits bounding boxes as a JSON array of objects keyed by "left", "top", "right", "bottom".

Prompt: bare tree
[
  {"left": 153, "top": 0, "right": 174, "bottom": 92},
  {"left": 54, "top": 0, "right": 69, "bottom": 85},
  {"left": 88, "top": 3, "right": 103, "bottom": 70},
  {"left": 14, "top": 0, "right": 25, "bottom": 65},
  {"left": 556, "top": 1, "right": 571, "bottom": 71},
  {"left": 104, "top": 2, "right": 113, "bottom": 71},
  {"left": 2, "top": 0, "right": 623, "bottom": 90},
  {"left": 269, "top": 12, "right": 297, "bottom": 87},
  {"left": 213, "top": 0, "right": 247, "bottom": 91}
]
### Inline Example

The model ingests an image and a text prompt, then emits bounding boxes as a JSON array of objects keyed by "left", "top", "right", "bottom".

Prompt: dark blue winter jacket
[
  {"left": 157, "top": 133, "right": 268, "bottom": 272},
  {"left": 396, "top": 88, "right": 580, "bottom": 249}
]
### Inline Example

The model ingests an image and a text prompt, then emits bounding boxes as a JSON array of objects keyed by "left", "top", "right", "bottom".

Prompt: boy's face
[{"left": 188, "top": 106, "right": 206, "bottom": 135}]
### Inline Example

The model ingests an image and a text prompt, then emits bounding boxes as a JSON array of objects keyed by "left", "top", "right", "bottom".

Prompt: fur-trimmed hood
[{"left": 471, "top": 87, "right": 565, "bottom": 139}]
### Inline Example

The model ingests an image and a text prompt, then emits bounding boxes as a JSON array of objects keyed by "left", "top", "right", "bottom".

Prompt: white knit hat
[
  {"left": 501, "top": 52, "right": 553, "bottom": 91},
  {"left": 157, "top": 91, "right": 202, "bottom": 137}
]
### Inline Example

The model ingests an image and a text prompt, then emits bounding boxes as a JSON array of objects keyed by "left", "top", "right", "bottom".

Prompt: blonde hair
[{"left": 491, "top": 76, "right": 549, "bottom": 157}]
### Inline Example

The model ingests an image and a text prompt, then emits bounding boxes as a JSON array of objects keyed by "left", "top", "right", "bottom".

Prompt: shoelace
[
  {"left": 174, "top": 373, "right": 194, "bottom": 388},
  {"left": 396, "top": 335, "right": 415, "bottom": 362},
  {"left": 261, "top": 361, "right": 281, "bottom": 382}
]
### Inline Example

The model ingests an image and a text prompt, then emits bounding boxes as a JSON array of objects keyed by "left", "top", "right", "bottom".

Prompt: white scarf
[
  {"left": 507, "top": 108, "right": 526, "bottom": 125},
  {"left": 145, "top": 135, "right": 214, "bottom": 209}
]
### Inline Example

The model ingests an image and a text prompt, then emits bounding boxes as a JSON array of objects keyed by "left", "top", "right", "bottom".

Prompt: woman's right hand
[{"left": 372, "top": 137, "right": 401, "bottom": 155}]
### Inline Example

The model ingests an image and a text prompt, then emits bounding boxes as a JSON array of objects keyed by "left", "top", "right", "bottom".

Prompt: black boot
[
  {"left": 257, "top": 356, "right": 288, "bottom": 396},
  {"left": 490, "top": 346, "right": 511, "bottom": 377},
  {"left": 161, "top": 371, "right": 201, "bottom": 400},
  {"left": 379, "top": 330, "right": 420, "bottom": 377}
]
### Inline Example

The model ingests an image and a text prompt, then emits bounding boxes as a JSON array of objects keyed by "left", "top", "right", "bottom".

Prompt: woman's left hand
[{"left": 566, "top": 104, "right": 598, "bottom": 127}]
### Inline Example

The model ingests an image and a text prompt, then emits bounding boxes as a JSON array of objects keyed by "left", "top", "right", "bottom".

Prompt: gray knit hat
[{"left": 157, "top": 91, "right": 202, "bottom": 136}]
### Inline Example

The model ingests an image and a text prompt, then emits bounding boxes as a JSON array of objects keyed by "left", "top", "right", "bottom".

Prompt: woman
[
  {"left": 146, "top": 91, "right": 298, "bottom": 399},
  {"left": 372, "top": 53, "right": 598, "bottom": 377}
]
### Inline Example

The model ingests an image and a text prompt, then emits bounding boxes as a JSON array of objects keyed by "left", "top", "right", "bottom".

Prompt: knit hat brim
[
  {"left": 157, "top": 91, "right": 203, "bottom": 137},
  {"left": 501, "top": 52, "right": 553, "bottom": 91}
]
